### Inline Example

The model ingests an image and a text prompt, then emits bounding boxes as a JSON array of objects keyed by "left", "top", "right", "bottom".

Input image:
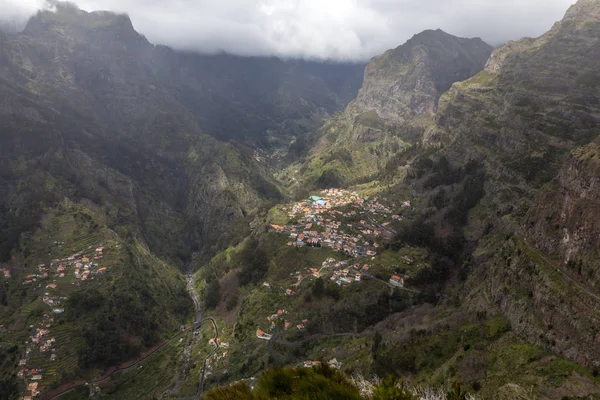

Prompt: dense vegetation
[
  {"left": 202, "top": 364, "right": 435, "bottom": 400},
  {"left": 64, "top": 256, "right": 192, "bottom": 368}
]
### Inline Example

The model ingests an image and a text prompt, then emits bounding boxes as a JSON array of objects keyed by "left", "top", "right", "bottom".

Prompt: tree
[
  {"left": 371, "top": 331, "right": 382, "bottom": 360},
  {"left": 312, "top": 277, "right": 325, "bottom": 298},
  {"left": 238, "top": 240, "right": 269, "bottom": 286},
  {"left": 205, "top": 280, "right": 221, "bottom": 310}
]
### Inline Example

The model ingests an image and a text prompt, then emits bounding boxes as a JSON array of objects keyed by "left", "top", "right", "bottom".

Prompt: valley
[{"left": 1, "top": 0, "right": 600, "bottom": 399}]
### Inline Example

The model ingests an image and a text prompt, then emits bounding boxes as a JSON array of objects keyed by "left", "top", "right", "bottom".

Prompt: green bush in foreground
[{"left": 202, "top": 364, "right": 417, "bottom": 400}]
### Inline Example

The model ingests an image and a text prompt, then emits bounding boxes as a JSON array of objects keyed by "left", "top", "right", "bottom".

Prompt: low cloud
[{"left": 0, "top": 0, "right": 577, "bottom": 60}]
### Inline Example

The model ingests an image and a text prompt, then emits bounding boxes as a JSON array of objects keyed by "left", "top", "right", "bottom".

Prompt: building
[
  {"left": 389, "top": 275, "right": 404, "bottom": 288},
  {"left": 303, "top": 360, "right": 320, "bottom": 368},
  {"left": 256, "top": 329, "right": 272, "bottom": 340}
]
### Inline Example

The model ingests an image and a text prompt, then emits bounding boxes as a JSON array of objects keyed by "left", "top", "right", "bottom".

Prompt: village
[
  {"left": 249, "top": 189, "right": 412, "bottom": 352},
  {"left": 269, "top": 188, "right": 409, "bottom": 258},
  {"left": 5, "top": 245, "right": 110, "bottom": 400}
]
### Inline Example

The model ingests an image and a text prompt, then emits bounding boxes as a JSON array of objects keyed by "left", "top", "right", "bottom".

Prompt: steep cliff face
[
  {"left": 355, "top": 29, "right": 492, "bottom": 123},
  {"left": 416, "top": 0, "right": 600, "bottom": 369},
  {"left": 14, "top": 4, "right": 365, "bottom": 148},
  {"left": 426, "top": 0, "right": 600, "bottom": 165},
  {"left": 526, "top": 142, "right": 600, "bottom": 285},
  {"left": 285, "top": 30, "right": 492, "bottom": 188}
]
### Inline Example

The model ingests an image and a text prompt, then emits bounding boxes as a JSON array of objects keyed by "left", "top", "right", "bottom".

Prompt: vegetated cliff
[
  {"left": 0, "top": 3, "right": 301, "bottom": 263},
  {"left": 283, "top": 30, "right": 492, "bottom": 188},
  {"left": 526, "top": 142, "right": 600, "bottom": 288},
  {"left": 418, "top": 0, "right": 600, "bottom": 370}
]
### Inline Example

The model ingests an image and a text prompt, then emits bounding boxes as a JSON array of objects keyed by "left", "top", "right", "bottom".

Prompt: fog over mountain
[{"left": 0, "top": 0, "right": 576, "bottom": 60}]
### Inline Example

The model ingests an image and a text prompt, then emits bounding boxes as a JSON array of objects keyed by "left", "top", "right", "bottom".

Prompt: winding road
[{"left": 43, "top": 272, "right": 219, "bottom": 400}]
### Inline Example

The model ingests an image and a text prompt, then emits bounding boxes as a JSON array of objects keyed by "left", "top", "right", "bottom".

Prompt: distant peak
[
  {"left": 24, "top": 0, "right": 134, "bottom": 34},
  {"left": 406, "top": 29, "right": 487, "bottom": 45},
  {"left": 412, "top": 29, "right": 449, "bottom": 39}
]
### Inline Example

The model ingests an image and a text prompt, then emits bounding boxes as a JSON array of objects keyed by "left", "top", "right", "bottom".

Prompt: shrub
[
  {"left": 372, "top": 376, "right": 416, "bottom": 400},
  {"left": 205, "top": 279, "right": 221, "bottom": 310},
  {"left": 237, "top": 239, "right": 269, "bottom": 286}
]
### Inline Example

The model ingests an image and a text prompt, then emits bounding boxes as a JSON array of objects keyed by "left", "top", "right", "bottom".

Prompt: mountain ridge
[
  {"left": 3, "top": 0, "right": 600, "bottom": 399},
  {"left": 280, "top": 30, "right": 493, "bottom": 189}
]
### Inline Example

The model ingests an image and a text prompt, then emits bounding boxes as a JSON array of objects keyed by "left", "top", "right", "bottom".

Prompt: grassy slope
[{"left": 0, "top": 199, "right": 192, "bottom": 398}]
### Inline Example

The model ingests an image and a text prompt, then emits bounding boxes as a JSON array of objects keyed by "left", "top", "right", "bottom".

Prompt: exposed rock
[
  {"left": 424, "top": 0, "right": 600, "bottom": 369},
  {"left": 355, "top": 29, "right": 492, "bottom": 124},
  {"left": 527, "top": 142, "right": 600, "bottom": 284},
  {"left": 291, "top": 30, "right": 493, "bottom": 186}
]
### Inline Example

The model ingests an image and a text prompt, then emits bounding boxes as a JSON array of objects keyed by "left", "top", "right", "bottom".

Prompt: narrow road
[
  {"left": 169, "top": 317, "right": 219, "bottom": 400},
  {"left": 196, "top": 318, "right": 219, "bottom": 397},
  {"left": 160, "top": 273, "right": 204, "bottom": 398},
  {"left": 366, "top": 212, "right": 397, "bottom": 236}
]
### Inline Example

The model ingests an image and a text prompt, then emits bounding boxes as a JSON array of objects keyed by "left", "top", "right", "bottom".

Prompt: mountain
[
  {"left": 4, "top": 0, "right": 600, "bottom": 399},
  {"left": 21, "top": 4, "right": 365, "bottom": 150},
  {"left": 0, "top": 2, "right": 366, "bottom": 263},
  {"left": 355, "top": 29, "right": 493, "bottom": 124},
  {"left": 194, "top": 1, "right": 600, "bottom": 398},
  {"left": 0, "top": 7, "right": 271, "bottom": 263},
  {"left": 0, "top": 3, "right": 364, "bottom": 398},
  {"left": 281, "top": 30, "right": 493, "bottom": 188},
  {"left": 414, "top": 0, "right": 600, "bottom": 371}
]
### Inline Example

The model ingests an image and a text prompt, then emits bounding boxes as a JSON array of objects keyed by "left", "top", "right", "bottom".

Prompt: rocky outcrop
[
  {"left": 291, "top": 30, "right": 492, "bottom": 187},
  {"left": 420, "top": 0, "right": 600, "bottom": 369},
  {"left": 527, "top": 143, "right": 600, "bottom": 282},
  {"left": 355, "top": 29, "right": 492, "bottom": 124}
]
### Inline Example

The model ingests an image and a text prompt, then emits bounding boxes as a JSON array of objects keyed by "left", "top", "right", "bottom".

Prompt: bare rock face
[
  {"left": 355, "top": 29, "right": 493, "bottom": 124},
  {"left": 527, "top": 143, "right": 600, "bottom": 283},
  {"left": 294, "top": 30, "right": 493, "bottom": 186},
  {"left": 421, "top": 0, "right": 600, "bottom": 369}
]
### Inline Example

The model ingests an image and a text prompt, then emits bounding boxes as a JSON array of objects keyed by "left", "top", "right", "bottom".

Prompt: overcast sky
[{"left": 0, "top": 0, "right": 577, "bottom": 60}]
